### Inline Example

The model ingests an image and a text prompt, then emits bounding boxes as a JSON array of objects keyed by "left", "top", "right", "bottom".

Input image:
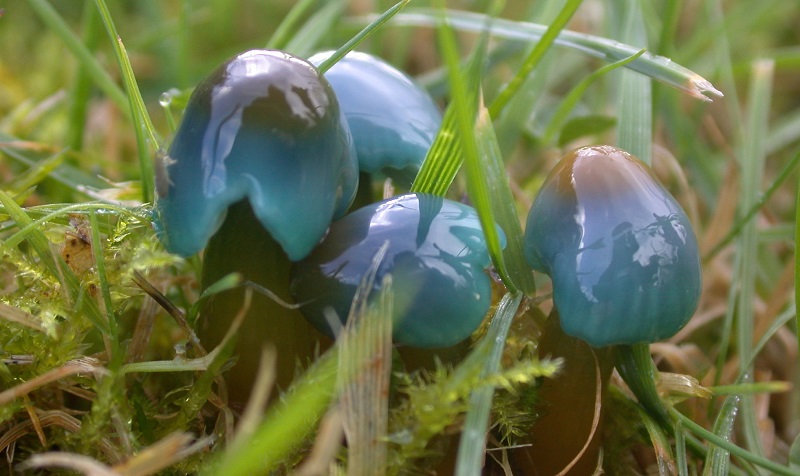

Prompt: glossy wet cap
[
  {"left": 308, "top": 51, "right": 441, "bottom": 184},
  {"left": 155, "top": 49, "right": 358, "bottom": 261},
  {"left": 524, "top": 146, "right": 701, "bottom": 347},
  {"left": 291, "top": 193, "right": 499, "bottom": 348}
]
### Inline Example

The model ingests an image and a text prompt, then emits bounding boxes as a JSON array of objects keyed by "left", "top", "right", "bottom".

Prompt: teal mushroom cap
[
  {"left": 155, "top": 49, "right": 358, "bottom": 261},
  {"left": 524, "top": 146, "right": 702, "bottom": 347},
  {"left": 308, "top": 51, "right": 441, "bottom": 184},
  {"left": 291, "top": 193, "right": 501, "bottom": 348}
]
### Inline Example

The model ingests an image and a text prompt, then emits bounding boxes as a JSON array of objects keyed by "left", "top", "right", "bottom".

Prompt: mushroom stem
[
  {"left": 512, "top": 309, "right": 614, "bottom": 474},
  {"left": 615, "top": 343, "right": 672, "bottom": 431},
  {"left": 199, "top": 200, "right": 323, "bottom": 409}
]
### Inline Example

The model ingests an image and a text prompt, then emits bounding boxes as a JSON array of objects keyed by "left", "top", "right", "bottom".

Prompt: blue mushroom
[
  {"left": 155, "top": 49, "right": 358, "bottom": 261},
  {"left": 291, "top": 193, "right": 500, "bottom": 348},
  {"left": 154, "top": 50, "right": 358, "bottom": 406},
  {"left": 524, "top": 146, "right": 701, "bottom": 347},
  {"left": 308, "top": 51, "right": 441, "bottom": 184}
]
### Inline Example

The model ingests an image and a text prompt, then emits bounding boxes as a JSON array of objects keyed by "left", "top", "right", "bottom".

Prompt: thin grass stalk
[
  {"left": 706, "top": 149, "right": 800, "bottom": 259},
  {"left": 94, "top": 0, "right": 159, "bottom": 203},
  {"left": 675, "top": 420, "right": 689, "bottom": 476},
  {"left": 454, "top": 292, "right": 523, "bottom": 476},
  {"left": 88, "top": 211, "right": 121, "bottom": 369},
  {"left": 435, "top": 3, "right": 510, "bottom": 289},
  {"left": 671, "top": 409, "right": 797, "bottom": 475},
  {"left": 736, "top": 58, "right": 774, "bottom": 457}
]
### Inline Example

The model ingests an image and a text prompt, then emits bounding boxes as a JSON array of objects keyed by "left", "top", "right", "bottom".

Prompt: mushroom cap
[
  {"left": 308, "top": 51, "right": 441, "bottom": 183},
  {"left": 155, "top": 49, "right": 358, "bottom": 261},
  {"left": 524, "top": 146, "right": 701, "bottom": 347},
  {"left": 291, "top": 193, "right": 500, "bottom": 348}
]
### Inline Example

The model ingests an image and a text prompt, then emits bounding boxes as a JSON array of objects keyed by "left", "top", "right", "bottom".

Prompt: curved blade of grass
[
  {"left": 27, "top": 0, "right": 129, "bottom": 115},
  {"left": 671, "top": 408, "right": 797, "bottom": 475},
  {"left": 675, "top": 420, "right": 689, "bottom": 476},
  {"left": 706, "top": 148, "right": 800, "bottom": 260},
  {"left": 316, "top": 0, "right": 412, "bottom": 74},
  {"left": 434, "top": 4, "right": 512, "bottom": 290},
  {"left": 542, "top": 48, "right": 646, "bottom": 145},
  {"left": 454, "top": 292, "right": 522, "bottom": 476},
  {"left": 736, "top": 58, "right": 774, "bottom": 458},
  {"left": 474, "top": 109, "right": 535, "bottom": 293},
  {"left": 94, "top": 0, "right": 159, "bottom": 203},
  {"left": 88, "top": 211, "right": 121, "bottom": 368},
  {"left": 386, "top": 9, "right": 723, "bottom": 101}
]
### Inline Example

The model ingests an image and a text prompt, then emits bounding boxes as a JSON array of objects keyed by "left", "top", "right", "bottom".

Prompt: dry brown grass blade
[
  {"left": 0, "top": 410, "right": 119, "bottom": 461},
  {"left": 0, "top": 301, "right": 45, "bottom": 333},
  {"left": 0, "top": 357, "right": 105, "bottom": 406},
  {"left": 17, "top": 452, "right": 120, "bottom": 475},
  {"left": 112, "top": 432, "right": 198, "bottom": 476}
]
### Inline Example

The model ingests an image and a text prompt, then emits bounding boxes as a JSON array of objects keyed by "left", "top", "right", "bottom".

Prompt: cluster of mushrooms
[{"left": 153, "top": 48, "right": 702, "bottom": 423}]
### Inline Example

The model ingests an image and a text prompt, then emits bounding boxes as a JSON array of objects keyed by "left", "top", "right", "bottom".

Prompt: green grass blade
[
  {"left": 27, "top": 0, "right": 129, "bottom": 115},
  {"left": 388, "top": 9, "right": 723, "bottom": 101},
  {"left": 672, "top": 408, "right": 797, "bottom": 475},
  {"left": 613, "top": 0, "right": 652, "bottom": 165},
  {"left": 455, "top": 292, "right": 522, "bottom": 476},
  {"left": 410, "top": 105, "right": 463, "bottom": 196},
  {"left": 703, "top": 395, "right": 739, "bottom": 476},
  {"left": 487, "top": 0, "right": 583, "bottom": 118},
  {"left": 736, "top": 59, "right": 774, "bottom": 457},
  {"left": 474, "top": 110, "right": 535, "bottom": 293},
  {"left": 94, "top": 0, "right": 159, "bottom": 203},
  {"left": 675, "top": 420, "right": 689, "bottom": 476},
  {"left": 88, "top": 211, "right": 120, "bottom": 367},
  {"left": 435, "top": 4, "right": 511, "bottom": 290},
  {"left": 706, "top": 148, "right": 800, "bottom": 259},
  {"left": 316, "top": 0, "right": 412, "bottom": 74}
]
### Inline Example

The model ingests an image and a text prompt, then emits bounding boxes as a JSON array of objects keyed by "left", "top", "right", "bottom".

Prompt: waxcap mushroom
[
  {"left": 524, "top": 146, "right": 702, "bottom": 347},
  {"left": 155, "top": 49, "right": 358, "bottom": 261},
  {"left": 308, "top": 50, "right": 441, "bottom": 184},
  {"left": 291, "top": 192, "right": 503, "bottom": 348}
]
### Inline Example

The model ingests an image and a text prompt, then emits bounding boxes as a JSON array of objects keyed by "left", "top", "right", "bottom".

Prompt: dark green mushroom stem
[{"left": 199, "top": 201, "right": 325, "bottom": 408}]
